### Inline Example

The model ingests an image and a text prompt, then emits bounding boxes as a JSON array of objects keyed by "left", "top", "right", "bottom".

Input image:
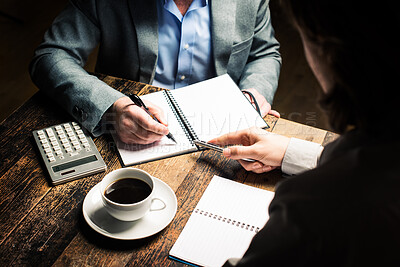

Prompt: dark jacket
[{"left": 227, "top": 130, "right": 400, "bottom": 266}]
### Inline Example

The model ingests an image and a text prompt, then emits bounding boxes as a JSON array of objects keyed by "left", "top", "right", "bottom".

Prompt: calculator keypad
[{"left": 37, "top": 122, "right": 91, "bottom": 163}]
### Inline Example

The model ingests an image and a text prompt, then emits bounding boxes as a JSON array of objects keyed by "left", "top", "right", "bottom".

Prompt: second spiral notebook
[
  {"left": 169, "top": 175, "right": 275, "bottom": 266},
  {"left": 112, "top": 74, "right": 269, "bottom": 166}
]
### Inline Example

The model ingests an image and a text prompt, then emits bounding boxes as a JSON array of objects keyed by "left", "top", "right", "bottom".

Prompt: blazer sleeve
[
  {"left": 29, "top": 0, "right": 124, "bottom": 136},
  {"left": 238, "top": 1, "right": 281, "bottom": 104}
]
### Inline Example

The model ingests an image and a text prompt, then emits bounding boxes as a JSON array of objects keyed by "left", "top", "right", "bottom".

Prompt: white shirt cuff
[{"left": 281, "top": 138, "right": 324, "bottom": 175}]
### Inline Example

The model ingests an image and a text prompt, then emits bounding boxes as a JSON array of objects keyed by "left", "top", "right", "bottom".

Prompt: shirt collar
[{"left": 164, "top": 0, "right": 208, "bottom": 7}]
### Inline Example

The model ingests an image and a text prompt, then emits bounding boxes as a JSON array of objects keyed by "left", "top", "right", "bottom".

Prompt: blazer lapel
[
  {"left": 128, "top": 0, "right": 159, "bottom": 84},
  {"left": 210, "top": 0, "right": 237, "bottom": 76}
]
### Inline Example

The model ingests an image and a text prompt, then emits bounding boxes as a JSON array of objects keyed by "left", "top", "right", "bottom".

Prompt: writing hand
[
  {"left": 111, "top": 96, "right": 169, "bottom": 144},
  {"left": 209, "top": 127, "right": 290, "bottom": 173}
]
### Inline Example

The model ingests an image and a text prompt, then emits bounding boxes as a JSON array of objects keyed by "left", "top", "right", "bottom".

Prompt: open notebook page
[
  {"left": 112, "top": 90, "right": 196, "bottom": 166},
  {"left": 169, "top": 176, "right": 275, "bottom": 267},
  {"left": 170, "top": 74, "right": 268, "bottom": 141}
]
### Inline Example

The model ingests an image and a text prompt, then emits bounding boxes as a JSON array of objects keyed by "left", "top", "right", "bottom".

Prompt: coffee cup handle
[{"left": 150, "top": 197, "right": 166, "bottom": 211}]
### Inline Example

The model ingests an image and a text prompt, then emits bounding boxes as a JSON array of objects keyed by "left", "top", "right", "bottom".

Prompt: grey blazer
[{"left": 30, "top": 0, "right": 281, "bottom": 136}]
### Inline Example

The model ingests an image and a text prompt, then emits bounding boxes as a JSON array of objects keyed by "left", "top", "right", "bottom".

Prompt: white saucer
[{"left": 82, "top": 177, "right": 177, "bottom": 240}]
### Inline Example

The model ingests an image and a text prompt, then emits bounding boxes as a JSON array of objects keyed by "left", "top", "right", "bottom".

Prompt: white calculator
[{"left": 32, "top": 122, "right": 106, "bottom": 185}]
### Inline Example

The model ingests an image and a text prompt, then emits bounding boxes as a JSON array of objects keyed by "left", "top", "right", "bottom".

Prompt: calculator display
[{"left": 52, "top": 155, "right": 98, "bottom": 172}]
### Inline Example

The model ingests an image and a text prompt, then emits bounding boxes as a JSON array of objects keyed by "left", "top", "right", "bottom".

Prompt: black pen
[{"left": 128, "top": 94, "right": 177, "bottom": 143}]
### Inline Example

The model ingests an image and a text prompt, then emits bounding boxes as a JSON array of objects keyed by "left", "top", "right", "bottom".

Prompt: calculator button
[
  {"left": 71, "top": 140, "right": 79, "bottom": 146},
  {"left": 46, "top": 128, "right": 55, "bottom": 137},
  {"left": 43, "top": 143, "right": 50, "bottom": 149},
  {"left": 66, "top": 147, "right": 73, "bottom": 153},
  {"left": 48, "top": 157, "right": 56, "bottom": 162},
  {"left": 51, "top": 141, "right": 59, "bottom": 147},
  {"left": 44, "top": 148, "right": 52, "bottom": 154},
  {"left": 69, "top": 136, "right": 77, "bottom": 141},
  {"left": 63, "top": 143, "right": 71, "bottom": 148}
]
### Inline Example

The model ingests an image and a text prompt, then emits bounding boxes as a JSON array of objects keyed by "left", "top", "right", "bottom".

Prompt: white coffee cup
[{"left": 100, "top": 168, "right": 166, "bottom": 221}]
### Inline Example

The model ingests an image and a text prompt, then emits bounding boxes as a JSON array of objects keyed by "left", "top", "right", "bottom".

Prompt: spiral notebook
[
  {"left": 169, "top": 175, "right": 275, "bottom": 267},
  {"left": 112, "top": 74, "right": 269, "bottom": 166}
]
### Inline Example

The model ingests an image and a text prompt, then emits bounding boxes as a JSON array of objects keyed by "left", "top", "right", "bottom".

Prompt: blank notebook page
[
  {"left": 169, "top": 176, "right": 275, "bottom": 267},
  {"left": 170, "top": 74, "right": 268, "bottom": 141}
]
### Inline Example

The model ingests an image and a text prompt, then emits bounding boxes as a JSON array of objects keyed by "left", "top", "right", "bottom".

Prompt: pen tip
[{"left": 168, "top": 133, "right": 177, "bottom": 144}]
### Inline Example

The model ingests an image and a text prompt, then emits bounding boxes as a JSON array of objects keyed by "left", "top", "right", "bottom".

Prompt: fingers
[
  {"left": 223, "top": 146, "right": 258, "bottom": 161},
  {"left": 268, "top": 109, "right": 280, "bottom": 118},
  {"left": 238, "top": 160, "right": 277, "bottom": 173},
  {"left": 143, "top": 99, "right": 168, "bottom": 126},
  {"left": 123, "top": 105, "right": 169, "bottom": 144},
  {"left": 210, "top": 127, "right": 267, "bottom": 147},
  {"left": 130, "top": 105, "right": 168, "bottom": 135},
  {"left": 209, "top": 128, "right": 254, "bottom": 147},
  {"left": 112, "top": 97, "right": 170, "bottom": 145},
  {"left": 210, "top": 125, "right": 286, "bottom": 174},
  {"left": 223, "top": 145, "right": 277, "bottom": 173},
  {"left": 242, "top": 88, "right": 270, "bottom": 117},
  {"left": 259, "top": 100, "right": 271, "bottom": 118},
  {"left": 242, "top": 88, "right": 280, "bottom": 118}
]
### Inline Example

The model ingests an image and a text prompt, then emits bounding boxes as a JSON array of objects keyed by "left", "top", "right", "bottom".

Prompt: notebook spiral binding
[
  {"left": 164, "top": 90, "right": 199, "bottom": 143},
  {"left": 194, "top": 208, "right": 261, "bottom": 233}
]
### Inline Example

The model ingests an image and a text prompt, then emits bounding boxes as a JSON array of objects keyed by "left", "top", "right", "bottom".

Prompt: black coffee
[{"left": 104, "top": 178, "right": 152, "bottom": 204}]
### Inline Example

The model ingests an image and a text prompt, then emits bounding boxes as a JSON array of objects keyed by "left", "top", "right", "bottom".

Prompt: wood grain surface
[{"left": 0, "top": 74, "right": 338, "bottom": 266}]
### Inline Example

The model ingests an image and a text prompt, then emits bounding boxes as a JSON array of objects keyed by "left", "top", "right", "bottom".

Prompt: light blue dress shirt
[{"left": 153, "top": 0, "right": 216, "bottom": 89}]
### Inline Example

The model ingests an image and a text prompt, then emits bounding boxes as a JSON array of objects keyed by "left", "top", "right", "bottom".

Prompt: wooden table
[{"left": 0, "top": 74, "right": 338, "bottom": 266}]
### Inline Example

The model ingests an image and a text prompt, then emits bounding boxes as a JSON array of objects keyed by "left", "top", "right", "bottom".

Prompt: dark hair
[{"left": 280, "top": 0, "right": 400, "bottom": 134}]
